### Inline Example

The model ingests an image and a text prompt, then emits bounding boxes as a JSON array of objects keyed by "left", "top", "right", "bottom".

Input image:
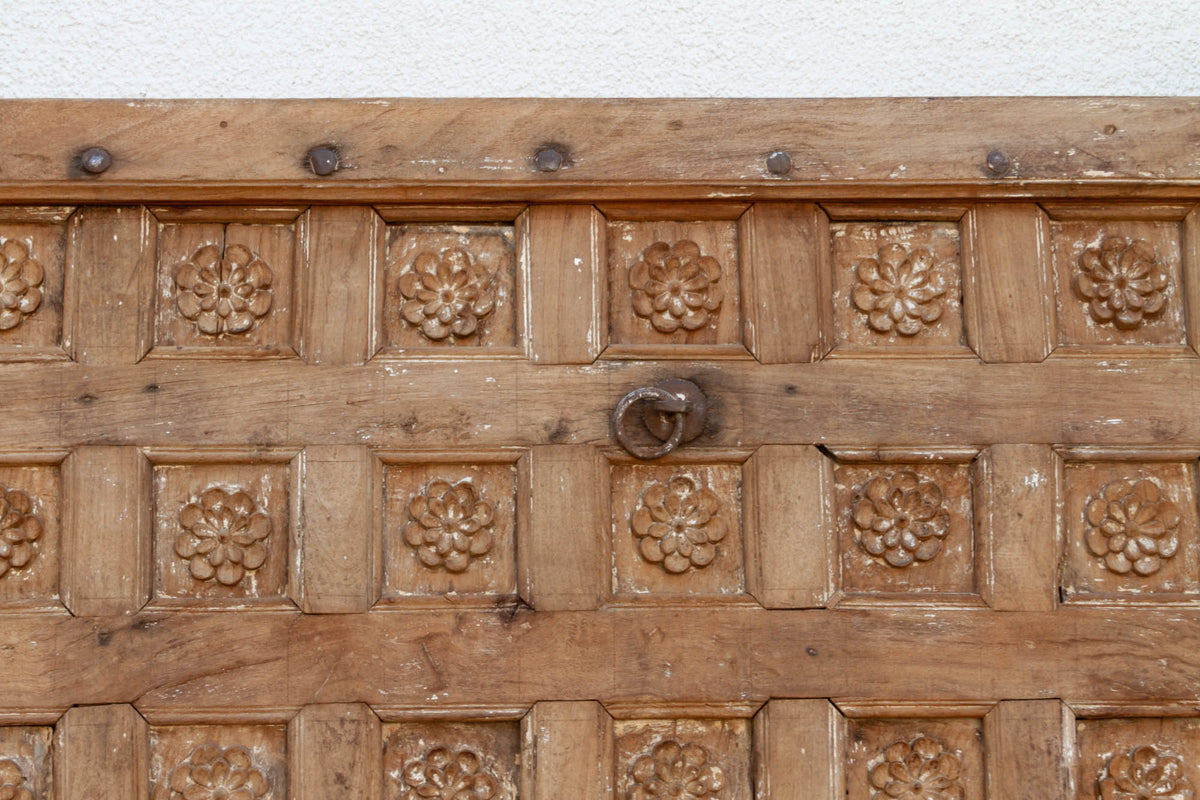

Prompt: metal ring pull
[{"left": 613, "top": 378, "right": 707, "bottom": 460}]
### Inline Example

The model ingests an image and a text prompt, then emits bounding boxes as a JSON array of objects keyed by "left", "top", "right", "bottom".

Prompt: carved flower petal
[
  {"left": 225, "top": 311, "right": 254, "bottom": 334},
  {"left": 1085, "top": 527, "right": 1110, "bottom": 557},
  {"left": 0, "top": 310, "right": 21, "bottom": 330},
  {"left": 639, "top": 536, "right": 665, "bottom": 563},
  {"left": 1089, "top": 298, "right": 1115, "bottom": 322},
  {"left": 189, "top": 554, "right": 216, "bottom": 581},
  {"left": 420, "top": 317, "right": 452, "bottom": 340},
  {"left": 1105, "top": 551, "right": 1133, "bottom": 574},
  {"left": 867, "top": 309, "right": 894, "bottom": 333},
  {"left": 0, "top": 240, "right": 27, "bottom": 264},
  {"left": 444, "top": 549, "right": 470, "bottom": 572},
  {"left": 1134, "top": 554, "right": 1163, "bottom": 576},
  {"left": 1074, "top": 271, "right": 1098, "bottom": 300},
  {"left": 216, "top": 561, "right": 244, "bottom": 585},
  {"left": 631, "top": 506, "right": 655, "bottom": 536},
  {"left": 241, "top": 543, "right": 268, "bottom": 570},
  {"left": 8, "top": 542, "right": 31, "bottom": 568},
  {"left": 451, "top": 312, "right": 479, "bottom": 338},
  {"left": 680, "top": 308, "right": 708, "bottom": 331},
  {"left": 869, "top": 762, "right": 893, "bottom": 789},
  {"left": 245, "top": 289, "right": 272, "bottom": 318},
  {"left": 651, "top": 311, "right": 681, "bottom": 332},
  {"left": 884, "top": 547, "right": 914, "bottom": 567},
  {"left": 663, "top": 552, "right": 690, "bottom": 573},
  {"left": 851, "top": 283, "right": 880, "bottom": 313},
  {"left": 895, "top": 316, "right": 922, "bottom": 336},
  {"left": 197, "top": 310, "right": 222, "bottom": 335},
  {"left": 690, "top": 542, "right": 716, "bottom": 566},
  {"left": 1114, "top": 307, "right": 1144, "bottom": 330},
  {"left": 175, "top": 532, "right": 201, "bottom": 558},
  {"left": 913, "top": 538, "right": 941, "bottom": 561}
]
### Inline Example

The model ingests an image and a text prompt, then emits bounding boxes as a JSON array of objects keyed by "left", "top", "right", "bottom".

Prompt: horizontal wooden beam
[
  {"left": 2, "top": 607, "right": 1195, "bottom": 715},
  {"left": 3, "top": 99, "right": 1200, "bottom": 203},
  {"left": 0, "top": 358, "right": 1195, "bottom": 448}
]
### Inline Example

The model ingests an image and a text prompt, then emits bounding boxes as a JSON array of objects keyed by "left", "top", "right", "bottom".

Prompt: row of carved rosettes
[
  {"left": 0, "top": 206, "right": 1192, "bottom": 359},
  {"left": 0, "top": 454, "right": 1196, "bottom": 607},
  {"left": 0, "top": 714, "right": 1194, "bottom": 799}
]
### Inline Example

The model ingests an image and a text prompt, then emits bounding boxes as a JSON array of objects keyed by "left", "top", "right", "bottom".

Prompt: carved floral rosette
[
  {"left": 1085, "top": 478, "right": 1181, "bottom": 577},
  {"left": 851, "top": 471, "right": 952, "bottom": 568},
  {"left": 398, "top": 747, "right": 500, "bottom": 800},
  {"left": 0, "top": 758, "right": 32, "bottom": 800},
  {"left": 0, "top": 486, "right": 42, "bottom": 580},
  {"left": 628, "top": 240, "right": 724, "bottom": 334},
  {"left": 167, "top": 744, "right": 270, "bottom": 800},
  {"left": 175, "top": 244, "right": 274, "bottom": 336},
  {"left": 868, "top": 737, "right": 965, "bottom": 800},
  {"left": 0, "top": 239, "right": 44, "bottom": 332},
  {"left": 628, "top": 740, "right": 725, "bottom": 800},
  {"left": 403, "top": 479, "right": 496, "bottom": 573},
  {"left": 398, "top": 248, "right": 497, "bottom": 342},
  {"left": 1074, "top": 236, "right": 1169, "bottom": 331},
  {"left": 175, "top": 487, "right": 272, "bottom": 587},
  {"left": 630, "top": 475, "right": 726, "bottom": 574},
  {"left": 851, "top": 243, "right": 949, "bottom": 337},
  {"left": 1098, "top": 745, "right": 1194, "bottom": 800}
]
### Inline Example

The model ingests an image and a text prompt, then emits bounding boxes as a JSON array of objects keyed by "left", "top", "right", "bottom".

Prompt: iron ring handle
[{"left": 613, "top": 386, "right": 688, "bottom": 460}]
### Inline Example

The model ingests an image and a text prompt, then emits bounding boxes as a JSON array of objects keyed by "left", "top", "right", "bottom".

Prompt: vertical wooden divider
[
  {"left": 967, "top": 204, "right": 1055, "bottom": 362},
  {"left": 298, "top": 446, "right": 376, "bottom": 613},
  {"left": 56, "top": 704, "right": 148, "bottom": 800},
  {"left": 521, "top": 701, "right": 612, "bottom": 800},
  {"left": 526, "top": 205, "right": 605, "bottom": 364},
  {"left": 303, "top": 206, "right": 380, "bottom": 365},
  {"left": 1182, "top": 206, "right": 1200, "bottom": 356},
  {"left": 745, "top": 445, "right": 834, "bottom": 608},
  {"left": 62, "top": 447, "right": 151, "bottom": 616},
  {"left": 978, "top": 444, "right": 1059, "bottom": 611},
  {"left": 520, "top": 445, "right": 606, "bottom": 610},
  {"left": 984, "top": 700, "right": 1071, "bottom": 799},
  {"left": 753, "top": 699, "right": 841, "bottom": 799},
  {"left": 289, "top": 703, "right": 382, "bottom": 800},
  {"left": 70, "top": 205, "right": 153, "bottom": 364},
  {"left": 741, "top": 203, "right": 832, "bottom": 363}
]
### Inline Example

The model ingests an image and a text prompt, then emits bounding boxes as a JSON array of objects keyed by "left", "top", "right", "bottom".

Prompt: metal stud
[
  {"left": 307, "top": 146, "right": 339, "bottom": 176},
  {"left": 986, "top": 149, "right": 1012, "bottom": 176},
  {"left": 79, "top": 147, "right": 112, "bottom": 175},
  {"left": 766, "top": 150, "right": 792, "bottom": 176},
  {"left": 535, "top": 146, "right": 564, "bottom": 172}
]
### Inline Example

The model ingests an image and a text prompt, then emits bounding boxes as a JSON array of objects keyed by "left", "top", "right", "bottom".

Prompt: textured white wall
[{"left": 2, "top": 0, "right": 1198, "bottom": 97}]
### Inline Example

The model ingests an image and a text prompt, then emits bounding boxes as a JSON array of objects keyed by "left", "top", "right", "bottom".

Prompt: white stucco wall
[{"left": 2, "top": 0, "right": 1198, "bottom": 97}]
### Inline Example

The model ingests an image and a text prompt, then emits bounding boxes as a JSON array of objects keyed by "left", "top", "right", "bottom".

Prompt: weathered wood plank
[
  {"left": 1, "top": 607, "right": 1194, "bottom": 711},
  {"left": 5, "top": 100, "right": 1200, "bottom": 201},
  {"left": 0, "top": 359, "right": 1194, "bottom": 448}
]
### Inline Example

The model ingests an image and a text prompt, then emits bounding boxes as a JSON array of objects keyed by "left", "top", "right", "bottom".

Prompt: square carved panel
[
  {"left": 831, "top": 220, "right": 966, "bottom": 351},
  {"left": 0, "top": 459, "right": 61, "bottom": 610},
  {"left": 844, "top": 717, "right": 983, "bottom": 800},
  {"left": 383, "top": 721, "right": 519, "bottom": 800},
  {"left": 151, "top": 210, "right": 302, "bottom": 358},
  {"left": 0, "top": 726, "right": 51, "bottom": 800},
  {"left": 610, "top": 460, "right": 745, "bottom": 602},
  {"left": 1049, "top": 217, "right": 1187, "bottom": 349},
  {"left": 381, "top": 456, "right": 520, "bottom": 603},
  {"left": 0, "top": 208, "right": 71, "bottom": 361},
  {"left": 835, "top": 459, "right": 978, "bottom": 599},
  {"left": 1061, "top": 459, "right": 1199, "bottom": 601},
  {"left": 149, "top": 723, "right": 287, "bottom": 800},
  {"left": 613, "top": 718, "right": 751, "bottom": 800},
  {"left": 380, "top": 223, "right": 520, "bottom": 354},
  {"left": 150, "top": 453, "right": 296, "bottom": 606},
  {"left": 606, "top": 219, "right": 742, "bottom": 351},
  {"left": 1076, "top": 717, "right": 1200, "bottom": 800}
]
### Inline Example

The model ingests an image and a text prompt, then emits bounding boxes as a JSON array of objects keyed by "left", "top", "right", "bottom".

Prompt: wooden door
[{"left": 0, "top": 99, "right": 1197, "bottom": 799}]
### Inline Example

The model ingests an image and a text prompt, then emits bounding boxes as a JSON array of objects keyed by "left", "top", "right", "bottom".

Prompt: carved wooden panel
[
  {"left": 379, "top": 453, "right": 522, "bottom": 604},
  {"left": 0, "top": 458, "right": 61, "bottom": 610},
  {"left": 0, "top": 726, "right": 50, "bottom": 800},
  {"left": 149, "top": 724, "right": 287, "bottom": 800},
  {"left": 151, "top": 209, "right": 303, "bottom": 358},
  {"left": 383, "top": 721, "right": 519, "bottom": 800},
  {"left": 834, "top": 454, "right": 980, "bottom": 601},
  {"left": 829, "top": 213, "right": 967, "bottom": 354},
  {"left": 609, "top": 457, "right": 746, "bottom": 603},
  {"left": 1075, "top": 717, "right": 1200, "bottom": 800},
  {"left": 1059, "top": 454, "right": 1199, "bottom": 602},
  {"left": 1047, "top": 207, "right": 1189, "bottom": 351},
  {"left": 379, "top": 217, "right": 521, "bottom": 355},
  {"left": 613, "top": 718, "right": 751, "bottom": 800},
  {"left": 149, "top": 451, "right": 297, "bottom": 607},
  {"left": 844, "top": 716, "right": 983, "bottom": 800},
  {"left": 0, "top": 209, "right": 70, "bottom": 363},
  {"left": 605, "top": 211, "right": 743, "bottom": 356}
]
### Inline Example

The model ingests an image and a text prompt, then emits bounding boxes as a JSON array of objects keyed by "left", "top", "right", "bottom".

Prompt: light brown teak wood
[{"left": 0, "top": 99, "right": 1196, "bottom": 798}]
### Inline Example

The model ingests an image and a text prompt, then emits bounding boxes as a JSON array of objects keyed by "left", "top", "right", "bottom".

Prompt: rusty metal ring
[{"left": 613, "top": 386, "right": 688, "bottom": 460}]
